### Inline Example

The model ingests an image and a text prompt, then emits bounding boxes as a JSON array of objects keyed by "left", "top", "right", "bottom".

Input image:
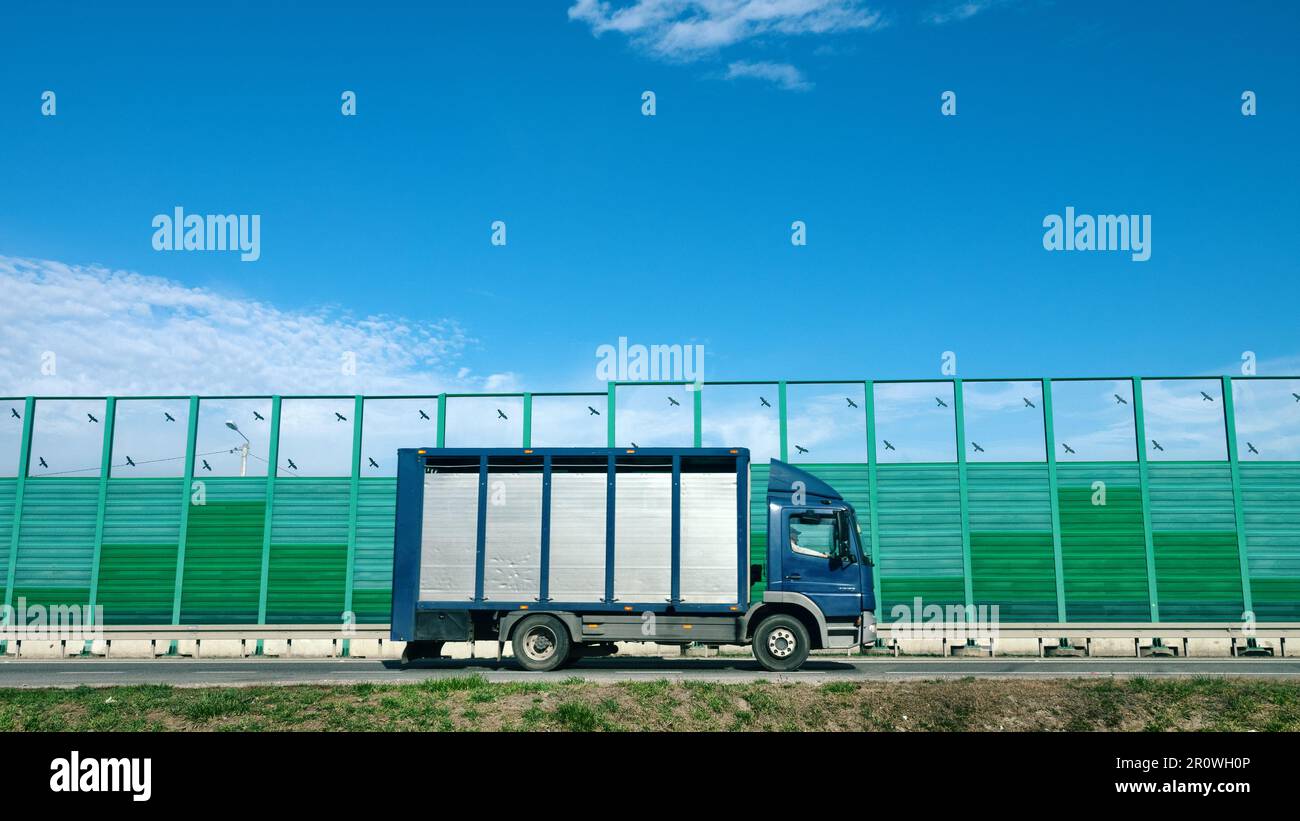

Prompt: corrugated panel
[
  {"left": 749, "top": 463, "right": 770, "bottom": 597},
  {"left": 967, "top": 463, "right": 1056, "bottom": 621},
  {"left": 268, "top": 479, "right": 350, "bottom": 623},
  {"left": 12, "top": 478, "right": 98, "bottom": 610},
  {"left": 876, "top": 464, "right": 964, "bottom": 616},
  {"left": 1240, "top": 463, "right": 1300, "bottom": 620},
  {"left": 1057, "top": 463, "right": 1149, "bottom": 621},
  {"left": 0, "top": 478, "right": 15, "bottom": 603},
  {"left": 352, "top": 478, "right": 396, "bottom": 623},
  {"left": 98, "top": 479, "right": 183, "bottom": 624},
  {"left": 1148, "top": 462, "right": 1242, "bottom": 621},
  {"left": 180, "top": 478, "right": 266, "bottom": 624}
]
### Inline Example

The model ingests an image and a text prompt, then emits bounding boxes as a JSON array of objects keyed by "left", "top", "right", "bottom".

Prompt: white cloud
[
  {"left": 925, "top": 0, "right": 1006, "bottom": 25},
  {"left": 568, "top": 0, "right": 883, "bottom": 89},
  {"left": 0, "top": 255, "right": 518, "bottom": 397},
  {"left": 725, "top": 60, "right": 813, "bottom": 91}
]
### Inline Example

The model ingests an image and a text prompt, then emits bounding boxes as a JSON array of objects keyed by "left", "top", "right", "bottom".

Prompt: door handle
[{"left": 785, "top": 573, "right": 801, "bottom": 580}]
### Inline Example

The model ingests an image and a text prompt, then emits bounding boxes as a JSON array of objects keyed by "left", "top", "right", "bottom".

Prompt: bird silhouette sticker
[
  {"left": 87, "top": 413, "right": 99, "bottom": 423},
  {"left": 164, "top": 412, "right": 176, "bottom": 422},
  {"left": 1200, "top": 391, "right": 1214, "bottom": 402},
  {"left": 1293, "top": 393, "right": 1300, "bottom": 402},
  {"left": 368, "top": 457, "right": 379, "bottom": 468},
  {"left": 845, "top": 397, "right": 858, "bottom": 409},
  {"left": 1114, "top": 394, "right": 1128, "bottom": 404},
  {"left": 1023, "top": 398, "right": 1036, "bottom": 408},
  {"left": 497, "top": 409, "right": 508, "bottom": 420},
  {"left": 38, "top": 457, "right": 48, "bottom": 468},
  {"left": 286, "top": 458, "right": 299, "bottom": 470},
  {"left": 1151, "top": 440, "right": 1164, "bottom": 451},
  {"left": 794, "top": 445, "right": 809, "bottom": 454},
  {"left": 1062, "top": 443, "right": 1076, "bottom": 454},
  {"left": 1247, "top": 442, "right": 1259, "bottom": 455},
  {"left": 418, "top": 409, "right": 430, "bottom": 420},
  {"left": 10, "top": 407, "right": 20, "bottom": 419},
  {"left": 587, "top": 406, "right": 600, "bottom": 415},
  {"left": 882, "top": 440, "right": 896, "bottom": 451},
  {"left": 935, "top": 397, "right": 948, "bottom": 408},
  {"left": 253, "top": 411, "right": 265, "bottom": 421},
  {"left": 759, "top": 397, "right": 771, "bottom": 408},
  {"left": 971, "top": 442, "right": 985, "bottom": 453},
  {"left": 125, "top": 456, "right": 136, "bottom": 467},
  {"left": 668, "top": 396, "right": 680, "bottom": 406},
  {"left": 334, "top": 412, "right": 347, "bottom": 422},
  {"left": 201, "top": 459, "right": 212, "bottom": 471},
  {"left": 630, "top": 442, "right": 639, "bottom": 448}
]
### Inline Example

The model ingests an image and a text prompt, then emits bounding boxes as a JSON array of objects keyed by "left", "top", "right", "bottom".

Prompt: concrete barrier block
[
  {"left": 343, "top": 638, "right": 400, "bottom": 658},
  {"left": 1185, "top": 638, "right": 1233, "bottom": 657},
  {"left": 1090, "top": 638, "right": 1138, "bottom": 657},
  {"left": 192, "top": 639, "right": 247, "bottom": 658},
  {"left": 991, "top": 638, "right": 1040, "bottom": 656},
  {"left": 105, "top": 640, "right": 159, "bottom": 659},
  {"left": 287, "top": 639, "right": 338, "bottom": 658},
  {"left": 17, "top": 640, "right": 67, "bottom": 658}
]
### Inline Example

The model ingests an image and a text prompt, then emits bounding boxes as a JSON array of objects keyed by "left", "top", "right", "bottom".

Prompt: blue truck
[{"left": 391, "top": 447, "right": 876, "bottom": 672}]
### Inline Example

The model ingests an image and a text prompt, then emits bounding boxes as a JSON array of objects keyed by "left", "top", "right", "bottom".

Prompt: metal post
[
  {"left": 864, "top": 381, "right": 883, "bottom": 618},
  {"left": 436, "top": 393, "right": 446, "bottom": 448},
  {"left": 777, "top": 381, "right": 788, "bottom": 462},
  {"left": 1221, "top": 377, "right": 1254, "bottom": 616},
  {"left": 342, "top": 395, "right": 364, "bottom": 655},
  {"left": 255, "top": 396, "right": 282, "bottom": 644},
  {"left": 1131, "top": 378, "right": 1160, "bottom": 622},
  {"left": 1041, "top": 379, "right": 1068, "bottom": 623},
  {"left": 692, "top": 387, "right": 702, "bottom": 448},
  {"left": 170, "top": 396, "right": 200, "bottom": 630},
  {"left": 2, "top": 397, "right": 35, "bottom": 654},
  {"left": 522, "top": 392, "right": 532, "bottom": 448},
  {"left": 953, "top": 380, "right": 975, "bottom": 622},
  {"left": 606, "top": 383, "right": 616, "bottom": 447},
  {"left": 87, "top": 396, "right": 116, "bottom": 632}
]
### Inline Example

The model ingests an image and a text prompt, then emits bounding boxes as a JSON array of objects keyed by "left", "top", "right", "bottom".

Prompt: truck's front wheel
[
  {"left": 752, "top": 615, "right": 811, "bottom": 672},
  {"left": 512, "top": 615, "right": 571, "bottom": 672}
]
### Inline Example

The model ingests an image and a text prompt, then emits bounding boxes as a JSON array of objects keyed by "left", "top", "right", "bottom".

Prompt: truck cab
[{"left": 743, "top": 460, "right": 876, "bottom": 669}]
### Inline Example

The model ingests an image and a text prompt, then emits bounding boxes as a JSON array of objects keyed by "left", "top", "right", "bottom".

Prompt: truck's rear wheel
[
  {"left": 753, "top": 615, "right": 810, "bottom": 672},
  {"left": 512, "top": 615, "right": 571, "bottom": 672}
]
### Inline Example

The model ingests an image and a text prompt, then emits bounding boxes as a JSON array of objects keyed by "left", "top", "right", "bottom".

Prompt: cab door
[{"left": 774, "top": 507, "right": 862, "bottom": 619}]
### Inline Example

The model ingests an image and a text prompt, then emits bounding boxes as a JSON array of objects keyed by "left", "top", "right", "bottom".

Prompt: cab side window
[{"left": 789, "top": 514, "right": 836, "bottom": 559}]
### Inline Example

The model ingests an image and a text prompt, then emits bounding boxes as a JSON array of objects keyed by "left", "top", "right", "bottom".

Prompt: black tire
[
  {"left": 511, "top": 615, "right": 571, "bottom": 672},
  {"left": 400, "top": 640, "right": 444, "bottom": 666},
  {"left": 752, "top": 614, "right": 811, "bottom": 672}
]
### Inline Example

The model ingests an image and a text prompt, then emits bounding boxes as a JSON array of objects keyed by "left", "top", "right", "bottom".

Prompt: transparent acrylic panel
[
  {"left": 1050, "top": 380, "right": 1136, "bottom": 462},
  {"left": 277, "top": 398, "right": 355, "bottom": 477},
  {"left": 530, "top": 394, "right": 606, "bottom": 447},
  {"left": 0, "top": 400, "right": 25, "bottom": 477},
  {"left": 786, "top": 383, "right": 867, "bottom": 464},
  {"left": 1142, "top": 379, "right": 1227, "bottom": 461},
  {"left": 874, "top": 382, "right": 956, "bottom": 463},
  {"left": 444, "top": 396, "right": 523, "bottom": 448},
  {"left": 614, "top": 384, "right": 693, "bottom": 448},
  {"left": 28, "top": 399, "right": 108, "bottom": 477},
  {"left": 1232, "top": 378, "right": 1300, "bottom": 461},
  {"left": 110, "top": 398, "right": 191, "bottom": 477},
  {"left": 962, "top": 381, "right": 1046, "bottom": 462},
  {"left": 700, "top": 384, "right": 779, "bottom": 464},
  {"left": 361, "top": 397, "right": 439, "bottom": 476},
  {"left": 194, "top": 398, "right": 273, "bottom": 477}
]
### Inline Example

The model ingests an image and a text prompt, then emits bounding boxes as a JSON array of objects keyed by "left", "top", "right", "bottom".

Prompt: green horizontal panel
[
  {"left": 268, "top": 479, "right": 350, "bottom": 623},
  {"left": 0, "top": 478, "right": 15, "bottom": 603},
  {"left": 1240, "top": 463, "right": 1300, "bottom": 620},
  {"left": 968, "top": 463, "right": 1056, "bottom": 621},
  {"left": 1057, "top": 463, "right": 1149, "bottom": 621},
  {"left": 1147, "top": 463, "right": 1242, "bottom": 622},
  {"left": 353, "top": 478, "right": 397, "bottom": 622},
  {"left": 749, "top": 463, "right": 770, "bottom": 598},
  {"left": 180, "top": 479, "right": 266, "bottom": 624},
  {"left": 98, "top": 479, "right": 184, "bottom": 624},
  {"left": 876, "top": 464, "right": 964, "bottom": 616},
  {"left": 12, "top": 478, "right": 98, "bottom": 610}
]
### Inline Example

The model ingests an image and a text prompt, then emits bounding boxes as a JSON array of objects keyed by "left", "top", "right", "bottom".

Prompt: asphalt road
[{"left": 1, "top": 656, "right": 1298, "bottom": 687}]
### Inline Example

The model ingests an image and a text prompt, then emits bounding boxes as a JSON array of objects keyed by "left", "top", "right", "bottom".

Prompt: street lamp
[{"left": 225, "top": 420, "right": 250, "bottom": 477}]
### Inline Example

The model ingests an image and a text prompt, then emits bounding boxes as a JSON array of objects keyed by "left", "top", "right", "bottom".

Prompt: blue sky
[{"left": 1, "top": 0, "right": 1298, "bottom": 399}]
